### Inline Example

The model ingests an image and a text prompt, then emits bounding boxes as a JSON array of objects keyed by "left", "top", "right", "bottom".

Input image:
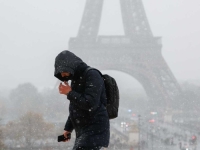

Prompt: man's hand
[
  {"left": 63, "top": 130, "right": 71, "bottom": 142},
  {"left": 59, "top": 82, "right": 72, "bottom": 95}
]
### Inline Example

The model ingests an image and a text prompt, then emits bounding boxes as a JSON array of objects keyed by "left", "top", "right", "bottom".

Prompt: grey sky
[{"left": 0, "top": 0, "right": 200, "bottom": 90}]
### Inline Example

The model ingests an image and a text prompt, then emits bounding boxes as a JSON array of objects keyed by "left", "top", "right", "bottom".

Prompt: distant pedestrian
[
  {"left": 130, "top": 145, "right": 134, "bottom": 150},
  {"left": 170, "top": 137, "right": 174, "bottom": 145},
  {"left": 179, "top": 141, "right": 182, "bottom": 149},
  {"left": 54, "top": 50, "right": 110, "bottom": 150}
]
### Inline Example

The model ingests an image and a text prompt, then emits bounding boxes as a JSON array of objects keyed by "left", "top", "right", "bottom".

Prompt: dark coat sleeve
[
  {"left": 67, "top": 70, "right": 104, "bottom": 111},
  {"left": 64, "top": 116, "right": 74, "bottom": 132}
]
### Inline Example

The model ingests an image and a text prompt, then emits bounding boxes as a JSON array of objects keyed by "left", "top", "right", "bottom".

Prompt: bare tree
[
  {"left": 41, "top": 87, "right": 69, "bottom": 121},
  {"left": 0, "top": 120, "right": 5, "bottom": 149},
  {"left": 4, "top": 111, "right": 54, "bottom": 148},
  {"left": 0, "top": 96, "right": 7, "bottom": 119},
  {"left": 9, "top": 83, "right": 43, "bottom": 117}
]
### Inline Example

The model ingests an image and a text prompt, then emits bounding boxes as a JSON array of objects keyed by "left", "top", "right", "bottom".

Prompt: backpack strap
[
  {"left": 83, "top": 67, "right": 94, "bottom": 77},
  {"left": 83, "top": 67, "right": 106, "bottom": 106},
  {"left": 83, "top": 67, "right": 102, "bottom": 77}
]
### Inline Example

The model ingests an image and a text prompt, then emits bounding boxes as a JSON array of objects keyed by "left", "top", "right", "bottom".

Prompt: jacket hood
[{"left": 54, "top": 50, "right": 84, "bottom": 81}]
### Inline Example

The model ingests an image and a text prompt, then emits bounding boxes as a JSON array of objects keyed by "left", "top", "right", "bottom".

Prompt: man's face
[
  {"left": 60, "top": 72, "right": 72, "bottom": 81},
  {"left": 61, "top": 72, "right": 70, "bottom": 77}
]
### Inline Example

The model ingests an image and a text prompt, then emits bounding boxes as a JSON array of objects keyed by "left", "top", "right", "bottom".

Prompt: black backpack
[{"left": 84, "top": 67, "right": 119, "bottom": 119}]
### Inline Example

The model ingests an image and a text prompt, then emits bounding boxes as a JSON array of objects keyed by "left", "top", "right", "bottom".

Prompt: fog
[
  {"left": 0, "top": 0, "right": 200, "bottom": 149},
  {"left": 0, "top": 0, "right": 200, "bottom": 90}
]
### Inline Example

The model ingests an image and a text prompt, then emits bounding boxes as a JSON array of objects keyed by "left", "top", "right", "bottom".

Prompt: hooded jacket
[{"left": 54, "top": 50, "right": 110, "bottom": 149}]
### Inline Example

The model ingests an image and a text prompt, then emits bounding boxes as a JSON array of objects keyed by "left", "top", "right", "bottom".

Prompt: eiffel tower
[{"left": 68, "top": 0, "right": 182, "bottom": 111}]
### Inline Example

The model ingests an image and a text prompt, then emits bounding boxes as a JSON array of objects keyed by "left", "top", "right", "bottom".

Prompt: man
[{"left": 54, "top": 50, "right": 110, "bottom": 150}]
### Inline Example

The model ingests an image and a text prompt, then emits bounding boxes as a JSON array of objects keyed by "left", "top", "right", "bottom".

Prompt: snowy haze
[{"left": 0, "top": 0, "right": 200, "bottom": 90}]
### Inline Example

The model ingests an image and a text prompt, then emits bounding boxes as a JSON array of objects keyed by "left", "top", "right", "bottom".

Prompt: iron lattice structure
[{"left": 68, "top": 0, "right": 182, "bottom": 111}]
